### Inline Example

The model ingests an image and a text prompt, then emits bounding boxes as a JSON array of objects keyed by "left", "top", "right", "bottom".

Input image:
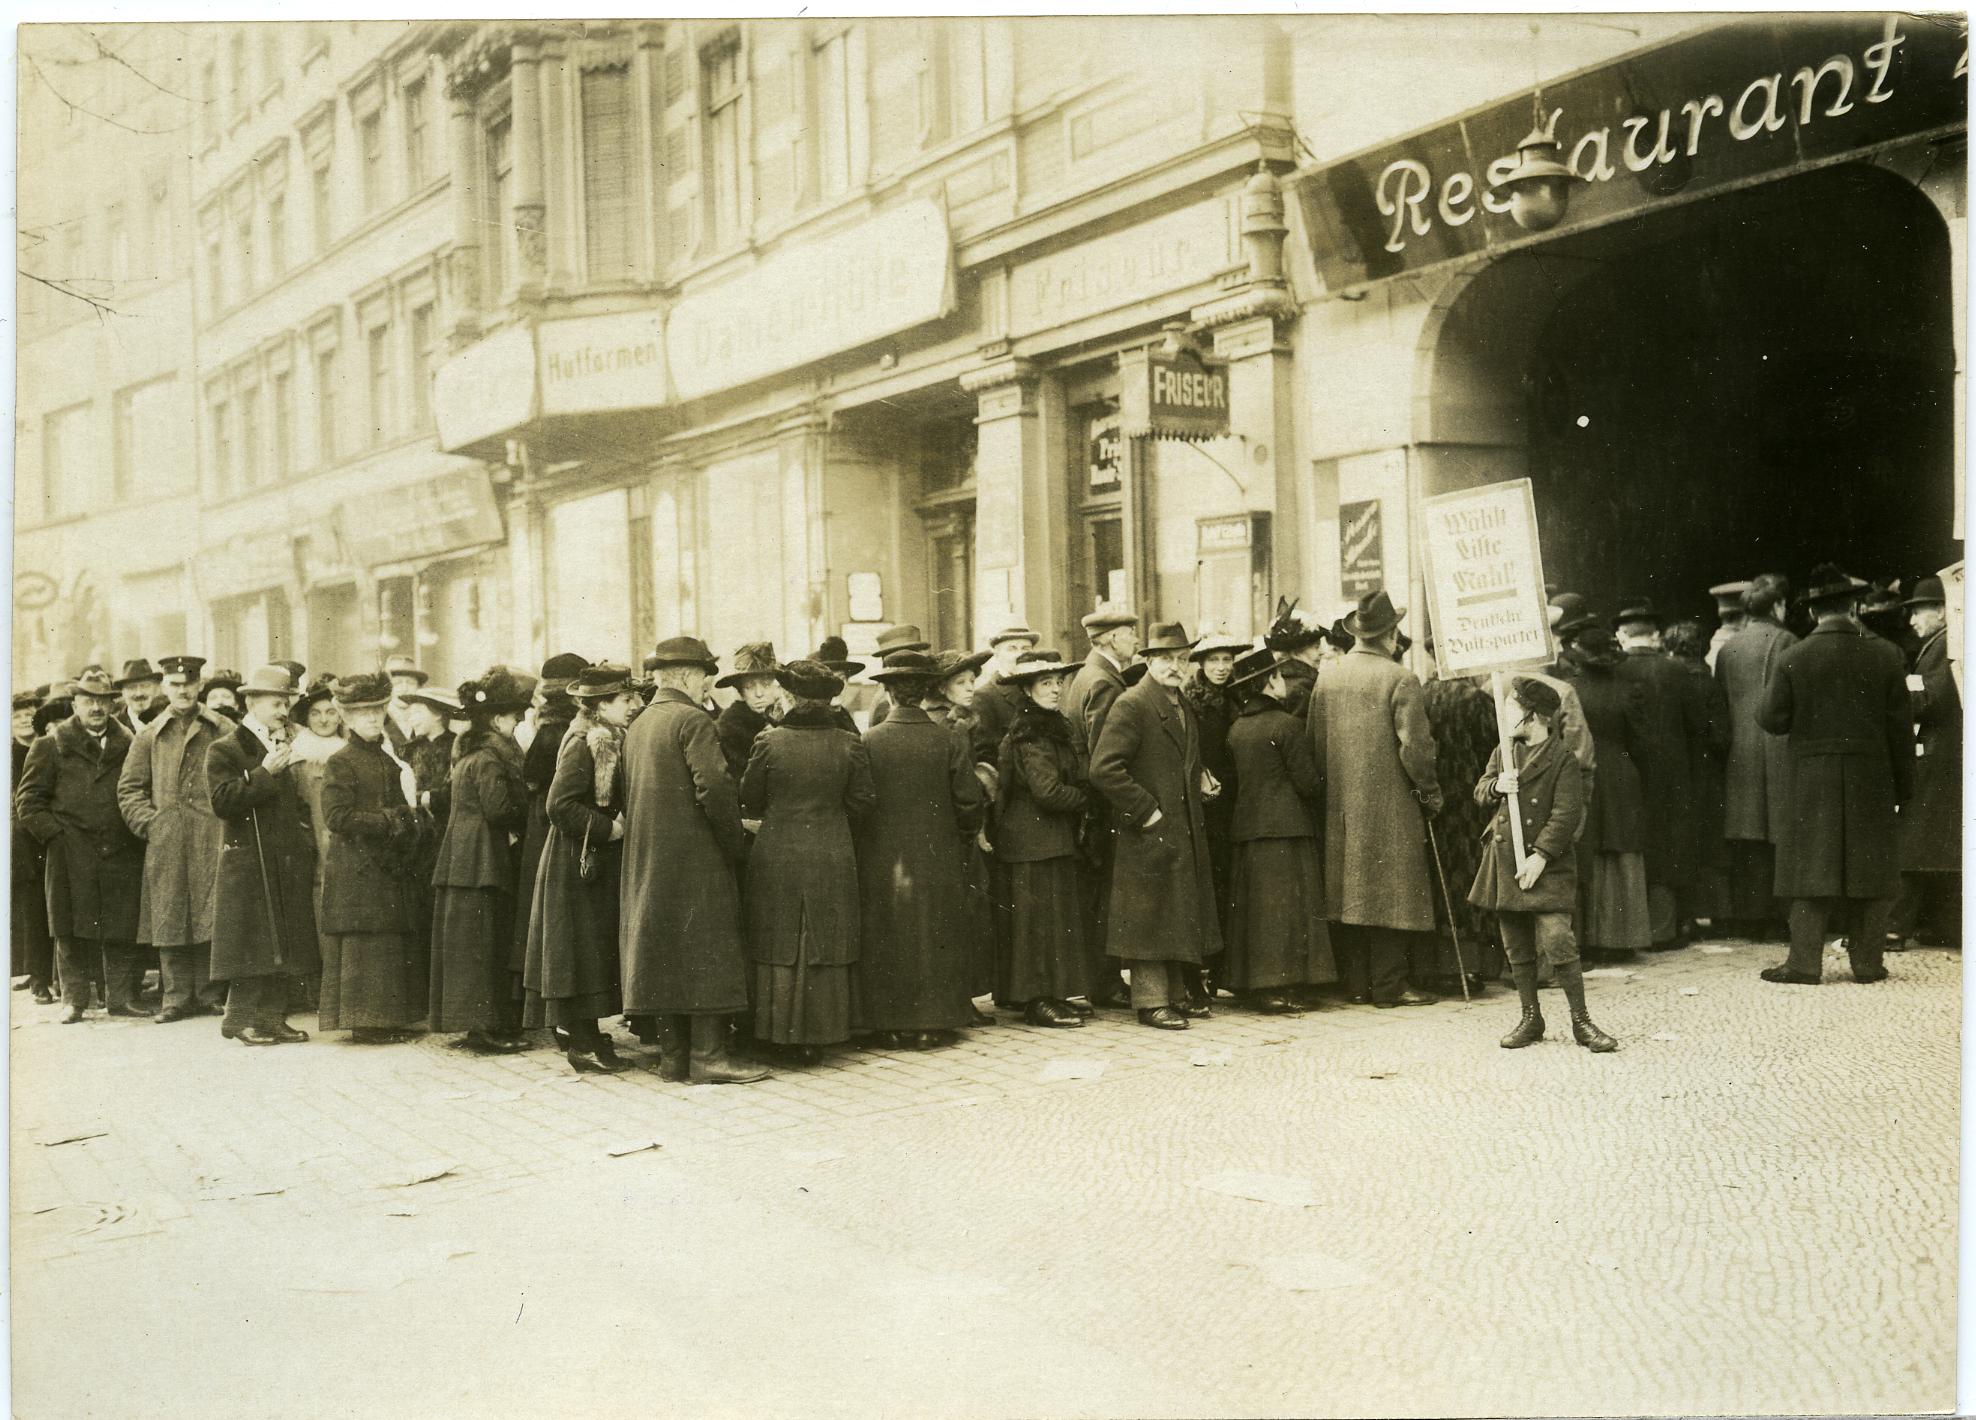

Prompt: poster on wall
[
  {"left": 1339, "top": 499, "right": 1384, "bottom": 599},
  {"left": 1420, "top": 477, "right": 1553, "bottom": 679}
]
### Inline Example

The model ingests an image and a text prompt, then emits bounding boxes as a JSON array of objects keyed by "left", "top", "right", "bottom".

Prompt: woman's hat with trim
[
  {"left": 1227, "top": 647, "right": 1292, "bottom": 690},
  {"left": 333, "top": 672, "right": 393, "bottom": 709},
  {"left": 933, "top": 649, "right": 991, "bottom": 683},
  {"left": 871, "top": 651, "right": 943, "bottom": 685},
  {"left": 405, "top": 685, "right": 463, "bottom": 716},
  {"left": 715, "top": 642, "right": 780, "bottom": 689},
  {"left": 461, "top": 670, "right": 532, "bottom": 718},
  {"left": 571, "top": 662, "right": 635, "bottom": 700},
  {"left": 293, "top": 680, "right": 337, "bottom": 723},
  {"left": 1004, "top": 650, "right": 1073, "bottom": 684},
  {"left": 775, "top": 658, "right": 845, "bottom": 701},
  {"left": 1187, "top": 632, "right": 1251, "bottom": 663}
]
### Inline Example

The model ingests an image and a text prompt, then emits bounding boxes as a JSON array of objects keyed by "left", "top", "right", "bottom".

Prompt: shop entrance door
[{"left": 923, "top": 506, "right": 975, "bottom": 654}]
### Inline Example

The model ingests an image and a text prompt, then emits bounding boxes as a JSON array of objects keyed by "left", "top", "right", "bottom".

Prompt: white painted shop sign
[
  {"left": 1420, "top": 478, "right": 1553, "bottom": 677},
  {"left": 433, "top": 322, "right": 537, "bottom": 452},
  {"left": 1008, "top": 197, "right": 1238, "bottom": 340},
  {"left": 666, "top": 200, "right": 954, "bottom": 403},
  {"left": 539, "top": 310, "right": 666, "bottom": 417}
]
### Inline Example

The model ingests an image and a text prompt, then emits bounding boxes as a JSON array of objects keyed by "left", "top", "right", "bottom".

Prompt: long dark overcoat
[
  {"left": 1614, "top": 649, "right": 1705, "bottom": 886},
  {"left": 1307, "top": 647, "right": 1440, "bottom": 932},
  {"left": 1758, "top": 621, "right": 1913, "bottom": 899},
  {"left": 619, "top": 689, "right": 751, "bottom": 1014},
  {"left": 430, "top": 733, "right": 527, "bottom": 893},
  {"left": 1900, "top": 628, "right": 1961, "bottom": 873},
  {"left": 1089, "top": 676, "right": 1222, "bottom": 963},
  {"left": 319, "top": 735, "right": 424, "bottom": 935},
  {"left": 16, "top": 718, "right": 144, "bottom": 941},
  {"left": 739, "top": 707, "right": 877, "bottom": 967},
  {"left": 512, "top": 700, "right": 574, "bottom": 957},
  {"left": 1677, "top": 658, "right": 1732, "bottom": 872},
  {"left": 1716, "top": 619, "right": 1797, "bottom": 844},
  {"left": 1061, "top": 651, "right": 1127, "bottom": 767},
  {"left": 525, "top": 717, "right": 624, "bottom": 1006},
  {"left": 1467, "top": 733, "right": 1585, "bottom": 914},
  {"left": 118, "top": 706, "right": 229, "bottom": 947},
  {"left": 993, "top": 705, "right": 1089, "bottom": 862},
  {"left": 206, "top": 723, "right": 322, "bottom": 980},
  {"left": 12, "top": 738, "right": 53, "bottom": 977},
  {"left": 1227, "top": 697, "right": 1322, "bottom": 847},
  {"left": 1566, "top": 664, "right": 1651, "bottom": 857},
  {"left": 855, "top": 705, "right": 986, "bottom": 1027},
  {"left": 971, "top": 680, "right": 1026, "bottom": 764},
  {"left": 716, "top": 698, "right": 772, "bottom": 780}
]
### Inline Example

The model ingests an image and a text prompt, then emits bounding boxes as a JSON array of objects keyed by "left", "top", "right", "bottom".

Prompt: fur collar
[
  {"left": 572, "top": 708, "right": 624, "bottom": 806},
  {"left": 1009, "top": 702, "right": 1072, "bottom": 745},
  {"left": 780, "top": 704, "right": 843, "bottom": 730},
  {"left": 289, "top": 727, "right": 346, "bottom": 766}
]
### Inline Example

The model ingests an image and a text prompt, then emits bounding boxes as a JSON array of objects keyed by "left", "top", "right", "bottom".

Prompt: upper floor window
[
  {"left": 485, "top": 115, "right": 513, "bottom": 297},
  {"left": 266, "top": 191, "right": 287, "bottom": 278},
  {"left": 271, "top": 366, "right": 293, "bottom": 478},
  {"left": 238, "top": 380, "right": 264, "bottom": 488},
  {"left": 581, "top": 66, "right": 637, "bottom": 283},
  {"left": 148, "top": 181, "right": 173, "bottom": 278},
  {"left": 105, "top": 207, "right": 128, "bottom": 284},
  {"left": 42, "top": 402, "right": 94, "bottom": 521},
  {"left": 366, "top": 318, "right": 394, "bottom": 446},
  {"left": 359, "top": 110, "right": 385, "bottom": 213},
  {"left": 200, "top": 59, "right": 218, "bottom": 144},
  {"left": 114, "top": 377, "right": 181, "bottom": 503},
  {"left": 310, "top": 146, "right": 334, "bottom": 253},
  {"left": 208, "top": 393, "right": 234, "bottom": 498},
  {"left": 314, "top": 343, "right": 339, "bottom": 465},
  {"left": 701, "top": 36, "right": 743, "bottom": 251},
  {"left": 403, "top": 79, "right": 429, "bottom": 189},
  {"left": 233, "top": 206, "right": 254, "bottom": 298},
  {"left": 205, "top": 232, "right": 226, "bottom": 314},
  {"left": 814, "top": 30, "right": 852, "bottom": 200},
  {"left": 228, "top": 32, "right": 248, "bottom": 118},
  {"left": 409, "top": 302, "right": 437, "bottom": 428}
]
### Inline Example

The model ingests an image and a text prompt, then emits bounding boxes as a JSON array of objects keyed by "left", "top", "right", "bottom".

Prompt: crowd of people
[{"left": 9, "top": 560, "right": 1959, "bottom": 1077}]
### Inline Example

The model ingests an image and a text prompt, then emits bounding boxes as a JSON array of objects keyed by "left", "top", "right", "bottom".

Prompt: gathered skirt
[
  {"left": 1580, "top": 850, "right": 1651, "bottom": 951},
  {"left": 319, "top": 931, "right": 424, "bottom": 1031},
  {"left": 993, "top": 856, "right": 1091, "bottom": 1003},
  {"left": 521, "top": 828, "right": 622, "bottom": 1029},
  {"left": 1223, "top": 839, "right": 1338, "bottom": 990},
  {"left": 428, "top": 887, "right": 514, "bottom": 1033}
]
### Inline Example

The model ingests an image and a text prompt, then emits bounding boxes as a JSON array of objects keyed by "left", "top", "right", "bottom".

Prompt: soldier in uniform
[
  {"left": 1705, "top": 580, "right": 1751, "bottom": 671},
  {"left": 206, "top": 667, "right": 320, "bottom": 1045},
  {"left": 15, "top": 668, "right": 148, "bottom": 1023},
  {"left": 1893, "top": 576, "right": 1961, "bottom": 949},
  {"left": 117, "top": 654, "right": 231, "bottom": 1022},
  {"left": 112, "top": 659, "right": 165, "bottom": 736},
  {"left": 1061, "top": 606, "right": 1139, "bottom": 1009},
  {"left": 1757, "top": 566, "right": 1913, "bottom": 986}
]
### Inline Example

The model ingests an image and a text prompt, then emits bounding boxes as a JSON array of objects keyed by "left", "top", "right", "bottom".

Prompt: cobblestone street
[{"left": 10, "top": 936, "right": 1959, "bottom": 1419}]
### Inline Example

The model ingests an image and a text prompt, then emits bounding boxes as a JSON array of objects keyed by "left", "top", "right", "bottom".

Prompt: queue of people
[{"left": 9, "top": 562, "right": 1959, "bottom": 1075}]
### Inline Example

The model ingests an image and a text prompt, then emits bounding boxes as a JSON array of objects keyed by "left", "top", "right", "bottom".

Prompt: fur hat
[{"left": 715, "top": 642, "right": 780, "bottom": 689}]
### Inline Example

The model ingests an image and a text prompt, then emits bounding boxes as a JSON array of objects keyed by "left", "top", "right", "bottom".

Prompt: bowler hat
[
  {"left": 382, "top": 655, "right": 429, "bottom": 686},
  {"left": 240, "top": 665, "right": 298, "bottom": 700},
  {"left": 1188, "top": 632, "right": 1250, "bottom": 662},
  {"left": 1510, "top": 675, "right": 1561, "bottom": 718},
  {"left": 114, "top": 658, "right": 161, "bottom": 688},
  {"left": 462, "top": 670, "right": 532, "bottom": 718},
  {"left": 715, "top": 641, "right": 780, "bottom": 689},
  {"left": 571, "top": 663, "right": 635, "bottom": 699},
  {"left": 933, "top": 649, "right": 991, "bottom": 683},
  {"left": 775, "top": 658, "right": 845, "bottom": 701},
  {"left": 1003, "top": 650, "right": 1074, "bottom": 684},
  {"left": 157, "top": 655, "right": 208, "bottom": 680},
  {"left": 1904, "top": 576, "right": 1947, "bottom": 608},
  {"left": 874, "top": 624, "right": 930, "bottom": 655},
  {"left": 1342, "top": 589, "right": 1404, "bottom": 640},
  {"left": 540, "top": 652, "right": 589, "bottom": 683},
  {"left": 71, "top": 668, "right": 118, "bottom": 700},
  {"left": 871, "top": 651, "right": 943, "bottom": 685},
  {"left": 1138, "top": 622, "right": 1197, "bottom": 656},
  {"left": 646, "top": 636, "right": 720, "bottom": 675},
  {"left": 404, "top": 685, "right": 463, "bottom": 716},
  {"left": 1801, "top": 563, "right": 1868, "bottom": 607},
  {"left": 1080, "top": 606, "right": 1137, "bottom": 633},
  {"left": 1227, "top": 646, "right": 1292, "bottom": 691},
  {"left": 987, "top": 625, "right": 1040, "bottom": 648},
  {"left": 1611, "top": 599, "right": 1664, "bottom": 629},
  {"left": 333, "top": 672, "right": 394, "bottom": 709}
]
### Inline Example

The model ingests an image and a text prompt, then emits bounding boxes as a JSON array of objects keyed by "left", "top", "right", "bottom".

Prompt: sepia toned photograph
[{"left": 8, "top": 10, "right": 1966, "bottom": 1418}]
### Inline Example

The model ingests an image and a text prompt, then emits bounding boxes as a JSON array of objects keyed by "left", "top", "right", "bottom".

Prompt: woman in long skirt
[
  {"left": 318, "top": 673, "right": 428, "bottom": 1042},
  {"left": 524, "top": 663, "right": 639, "bottom": 1075},
  {"left": 925, "top": 649, "right": 997, "bottom": 1016},
  {"left": 285, "top": 679, "right": 344, "bottom": 1011},
  {"left": 428, "top": 670, "right": 531, "bottom": 1052},
  {"left": 1565, "top": 627, "right": 1653, "bottom": 961},
  {"left": 990, "top": 652, "right": 1093, "bottom": 1028},
  {"left": 1221, "top": 650, "right": 1336, "bottom": 1012},
  {"left": 739, "top": 659, "right": 876, "bottom": 1065},
  {"left": 854, "top": 653, "right": 989, "bottom": 1049}
]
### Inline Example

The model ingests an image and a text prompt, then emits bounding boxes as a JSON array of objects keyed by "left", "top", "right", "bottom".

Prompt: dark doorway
[{"left": 1523, "top": 162, "right": 1957, "bottom": 622}]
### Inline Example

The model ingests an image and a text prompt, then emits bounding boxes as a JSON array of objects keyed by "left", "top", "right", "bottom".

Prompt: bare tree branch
[
  {"left": 21, "top": 51, "right": 190, "bottom": 135},
  {"left": 83, "top": 29, "right": 204, "bottom": 104},
  {"left": 19, "top": 269, "right": 129, "bottom": 322}
]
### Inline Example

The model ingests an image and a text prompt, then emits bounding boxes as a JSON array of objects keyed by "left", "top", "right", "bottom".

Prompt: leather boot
[
  {"left": 1499, "top": 964, "right": 1544, "bottom": 1049},
  {"left": 689, "top": 1014, "right": 769, "bottom": 1084},
  {"left": 655, "top": 1016, "right": 690, "bottom": 1082},
  {"left": 1847, "top": 940, "right": 1889, "bottom": 984},
  {"left": 1555, "top": 961, "right": 1617, "bottom": 1053}
]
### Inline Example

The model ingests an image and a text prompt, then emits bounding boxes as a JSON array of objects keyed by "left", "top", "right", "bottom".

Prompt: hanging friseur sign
[
  {"left": 1121, "top": 347, "right": 1232, "bottom": 440},
  {"left": 1421, "top": 478, "right": 1554, "bottom": 679},
  {"left": 1289, "top": 14, "right": 1966, "bottom": 293}
]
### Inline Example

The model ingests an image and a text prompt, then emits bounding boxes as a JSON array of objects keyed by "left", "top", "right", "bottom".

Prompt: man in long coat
[
  {"left": 16, "top": 668, "right": 148, "bottom": 1022},
  {"left": 1089, "top": 622, "right": 1222, "bottom": 1028},
  {"left": 118, "top": 655, "right": 231, "bottom": 1022},
  {"left": 968, "top": 625, "right": 1040, "bottom": 758},
  {"left": 1756, "top": 567, "right": 1913, "bottom": 985},
  {"left": 1309, "top": 590, "right": 1439, "bottom": 1008},
  {"left": 619, "top": 637, "right": 767, "bottom": 1083},
  {"left": 1893, "top": 577, "right": 1961, "bottom": 948},
  {"left": 1062, "top": 607, "right": 1139, "bottom": 1008},
  {"left": 1715, "top": 572, "right": 1796, "bottom": 938},
  {"left": 207, "top": 667, "right": 321, "bottom": 1045},
  {"left": 1612, "top": 601, "right": 1704, "bottom": 947}
]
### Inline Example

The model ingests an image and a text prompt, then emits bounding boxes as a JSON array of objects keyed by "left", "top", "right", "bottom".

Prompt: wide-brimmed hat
[
  {"left": 1227, "top": 646, "right": 1291, "bottom": 691},
  {"left": 1611, "top": 599, "right": 1664, "bottom": 629},
  {"left": 71, "top": 668, "right": 119, "bottom": 700},
  {"left": 114, "top": 658, "right": 162, "bottom": 688},
  {"left": 1188, "top": 632, "right": 1250, "bottom": 663},
  {"left": 157, "top": 654, "right": 207, "bottom": 681},
  {"left": 646, "top": 636, "right": 720, "bottom": 676},
  {"left": 571, "top": 663, "right": 635, "bottom": 700},
  {"left": 333, "top": 672, "right": 393, "bottom": 709},
  {"left": 987, "top": 625, "right": 1040, "bottom": 648},
  {"left": 1003, "top": 650, "right": 1074, "bottom": 684},
  {"left": 382, "top": 655, "right": 429, "bottom": 685},
  {"left": 462, "top": 670, "right": 533, "bottom": 718},
  {"left": 1342, "top": 589, "right": 1404, "bottom": 639},
  {"left": 240, "top": 665, "right": 299, "bottom": 700},
  {"left": 1572, "top": 626, "right": 1624, "bottom": 668},
  {"left": 933, "top": 649, "right": 991, "bottom": 683},
  {"left": 294, "top": 681, "right": 337, "bottom": 722},
  {"left": 775, "top": 658, "right": 845, "bottom": 701},
  {"left": 1801, "top": 563, "right": 1869, "bottom": 607},
  {"left": 1264, "top": 597, "right": 1326, "bottom": 654},
  {"left": 404, "top": 685, "right": 464, "bottom": 716},
  {"left": 810, "top": 637, "right": 862, "bottom": 677},
  {"left": 715, "top": 642, "right": 780, "bottom": 689},
  {"left": 12, "top": 690, "right": 40, "bottom": 712},
  {"left": 1549, "top": 592, "right": 1599, "bottom": 641},
  {"left": 1510, "top": 675, "right": 1562, "bottom": 717},
  {"left": 871, "top": 651, "right": 943, "bottom": 685},
  {"left": 1081, "top": 606, "right": 1137, "bottom": 634},
  {"left": 1708, "top": 580, "right": 1753, "bottom": 608},
  {"left": 874, "top": 624, "right": 930, "bottom": 655},
  {"left": 1138, "top": 622, "right": 1197, "bottom": 657},
  {"left": 1904, "top": 576, "right": 1947, "bottom": 608}
]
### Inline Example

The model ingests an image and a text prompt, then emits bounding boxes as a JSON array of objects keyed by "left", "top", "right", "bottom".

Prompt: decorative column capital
[{"left": 960, "top": 356, "right": 1040, "bottom": 405}]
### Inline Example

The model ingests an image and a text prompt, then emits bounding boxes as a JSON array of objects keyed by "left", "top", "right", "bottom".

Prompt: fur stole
[{"left": 575, "top": 709, "right": 623, "bottom": 807}]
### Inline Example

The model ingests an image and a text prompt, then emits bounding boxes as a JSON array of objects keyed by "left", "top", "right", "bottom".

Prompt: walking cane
[
  {"left": 249, "top": 804, "right": 285, "bottom": 969},
  {"left": 1423, "top": 815, "right": 1471, "bottom": 1003}
]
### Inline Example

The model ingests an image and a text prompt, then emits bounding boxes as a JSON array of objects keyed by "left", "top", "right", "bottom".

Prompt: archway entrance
[{"left": 1417, "top": 161, "right": 1958, "bottom": 619}]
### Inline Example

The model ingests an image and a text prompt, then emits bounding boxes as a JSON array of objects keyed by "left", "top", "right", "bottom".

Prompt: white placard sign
[{"left": 1421, "top": 478, "right": 1553, "bottom": 678}]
